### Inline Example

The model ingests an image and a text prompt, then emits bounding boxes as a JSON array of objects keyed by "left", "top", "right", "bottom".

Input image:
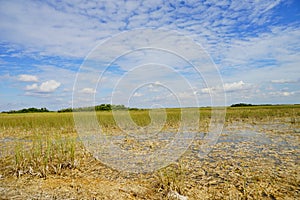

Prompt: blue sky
[{"left": 0, "top": 0, "right": 299, "bottom": 111}]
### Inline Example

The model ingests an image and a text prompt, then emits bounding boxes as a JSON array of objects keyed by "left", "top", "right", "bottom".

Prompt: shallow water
[{"left": 1, "top": 122, "right": 299, "bottom": 165}]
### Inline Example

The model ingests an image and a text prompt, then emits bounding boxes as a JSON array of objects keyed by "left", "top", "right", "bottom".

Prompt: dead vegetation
[{"left": 0, "top": 106, "right": 299, "bottom": 199}]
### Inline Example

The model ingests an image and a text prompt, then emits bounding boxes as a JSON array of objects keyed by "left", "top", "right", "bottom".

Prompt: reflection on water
[{"left": 218, "top": 130, "right": 272, "bottom": 145}]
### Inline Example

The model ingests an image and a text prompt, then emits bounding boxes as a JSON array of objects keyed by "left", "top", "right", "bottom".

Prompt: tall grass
[
  {"left": 225, "top": 105, "right": 300, "bottom": 120},
  {"left": 1, "top": 105, "right": 298, "bottom": 131},
  {"left": 12, "top": 133, "right": 77, "bottom": 178},
  {"left": 0, "top": 112, "right": 75, "bottom": 131},
  {"left": 0, "top": 104, "right": 299, "bottom": 178}
]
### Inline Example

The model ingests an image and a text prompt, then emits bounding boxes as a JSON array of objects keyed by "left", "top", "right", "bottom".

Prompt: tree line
[
  {"left": 2, "top": 104, "right": 137, "bottom": 114},
  {"left": 230, "top": 103, "right": 272, "bottom": 107},
  {"left": 57, "top": 104, "right": 137, "bottom": 112},
  {"left": 2, "top": 107, "right": 50, "bottom": 114}
]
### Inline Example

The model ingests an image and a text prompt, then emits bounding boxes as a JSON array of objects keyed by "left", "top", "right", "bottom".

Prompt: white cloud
[
  {"left": 0, "top": 0, "right": 287, "bottom": 58},
  {"left": 40, "top": 80, "right": 61, "bottom": 92},
  {"left": 201, "top": 81, "right": 251, "bottom": 94},
  {"left": 154, "top": 81, "right": 162, "bottom": 85},
  {"left": 271, "top": 79, "right": 297, "bottom": 84},
  {"left": 25, "top": 80, "right": 61, "bottom": 93},
  {"left": 25, "top": 83, "right": 38, "bottom": 90},
  {"left": 80, "top": 88, "right": 96, "bottom": 94},
  {"left": 18, "top": 74, "right": 38, "bottom": 82},
  {"left": 133, "top": 92, "right": 143, "bottom": 97},
  {"left": 220, "top": 26, "right": 300, "bottom": 71},
  {"left": 216, "top": 26, "right": 300, "bottom": 105},
  {"left": 177, "top": 91, "right": 195, "bottom": 99},
  {"left": 269, "top": 91, "right": 295, "bottom": 97},
  {"left": 1, "top": 0, "right": 299, "bottom": 109},
  {"left": 261, "top": 0, "right": 281, "bottom": 14},
  {"left": 200, "top": 87, "right": 211, "bottom": 94},
  {"left": 223, "top": 81, "right": 246, "bottom": 92}
]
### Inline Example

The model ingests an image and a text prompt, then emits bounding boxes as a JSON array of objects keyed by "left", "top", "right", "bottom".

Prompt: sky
[{"left": 0, "top": 0, "right": 299, "bottom": 111}]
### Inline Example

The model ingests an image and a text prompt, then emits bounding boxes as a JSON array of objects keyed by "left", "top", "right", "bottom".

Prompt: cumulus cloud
[
  {"left": 18, "top": 74, "right": 38, "bottom": 82},
  {"left": 223, "top": 81, "right": 247, "bottom": 92},
  {"left": 40, "top": 80, "right": 61, "bottom": 92},
  {"left": 25, "top": 80, "right": 61, "bottom": 93}
]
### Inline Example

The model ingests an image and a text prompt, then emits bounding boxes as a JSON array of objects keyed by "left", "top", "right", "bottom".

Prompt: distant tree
[
  {"left": 230, "top": 103, "right": 253, "bottom": 107},
  {"left": 58, "top": 108, "right": 73, "bottom": 113},
  {"left": 111, "top": 104, "right": 127, "bottom": 110},
  {"left": 95, "top": 104, "right": 111, "bottom": 111}
]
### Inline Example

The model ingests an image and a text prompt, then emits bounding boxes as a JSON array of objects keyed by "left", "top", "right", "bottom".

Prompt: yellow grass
[{"left": 0, "top": 105, "right": 299, "bottom": 199}]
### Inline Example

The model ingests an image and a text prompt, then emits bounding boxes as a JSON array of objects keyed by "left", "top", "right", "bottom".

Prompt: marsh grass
[
  {"left": 154, "top": 161, "right": 188, "bottom": 196},
  {"left": 1, "top": 105, "right": 299, "bottom": 131},
  {"left": 1, "top": 105, "right": 299, "bottom": 178},
  {"left": 0, "top": 112, "right": 75, "bottom": 131},
  {"left": 0, "top": 105, "right": 299, "bottom": 199},
  {"left": 225, "top": 105, "right": 300, "bottom": 121},
  {"left": 12, "top": 133, "right": 77, "bottom": 178}
]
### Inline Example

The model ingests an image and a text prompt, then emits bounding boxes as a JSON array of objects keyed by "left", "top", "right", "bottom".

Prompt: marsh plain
[{"left": 0, "top": 105, "right": 299, "bottom": 199}]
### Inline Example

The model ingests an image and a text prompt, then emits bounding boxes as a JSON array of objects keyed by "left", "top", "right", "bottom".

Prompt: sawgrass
[
  {"left": 2, "top": 105, "right": 298, "bottom": 131},
  {"left": 13, "top": 133, "right": 76, "bottom": 178},
  {"left": 0, "top": 104, "right": 299, "bottom": 199}
]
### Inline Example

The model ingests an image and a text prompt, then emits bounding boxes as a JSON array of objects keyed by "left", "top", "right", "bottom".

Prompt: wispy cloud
[
  {"left": 18, "top": 74, "right": 38, "bottom": 82},
  {"left": 201, "top": 81, "right": 252, "bottom": 94},
  {"left": 0, "top": 0, "right": 299, "bottom": 109},
  {"left": 0, "top": 0, "right": 289, "bottom": 58},
  {"left": 133, "top": 92, "right": 143, "bottom": 97},
  {"left": 80, "top": 88, "right": 96, "bottom": 94},
  {"left": 25, "top": 83, "right": 38, "bottom": 91},
  {"left": 271, "top": 79, "right": 298, "bottom": 84},
  {"left": 268, "top": 91, "right": 297, "bottom": 97}
]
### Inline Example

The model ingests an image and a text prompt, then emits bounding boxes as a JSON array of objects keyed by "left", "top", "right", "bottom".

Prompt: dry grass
[
  {"left": 0, "top": 105, "right": 299, "bottom": 199},
  {"left": 13, "top": 134, "right": 77, "bottom": 178}
]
